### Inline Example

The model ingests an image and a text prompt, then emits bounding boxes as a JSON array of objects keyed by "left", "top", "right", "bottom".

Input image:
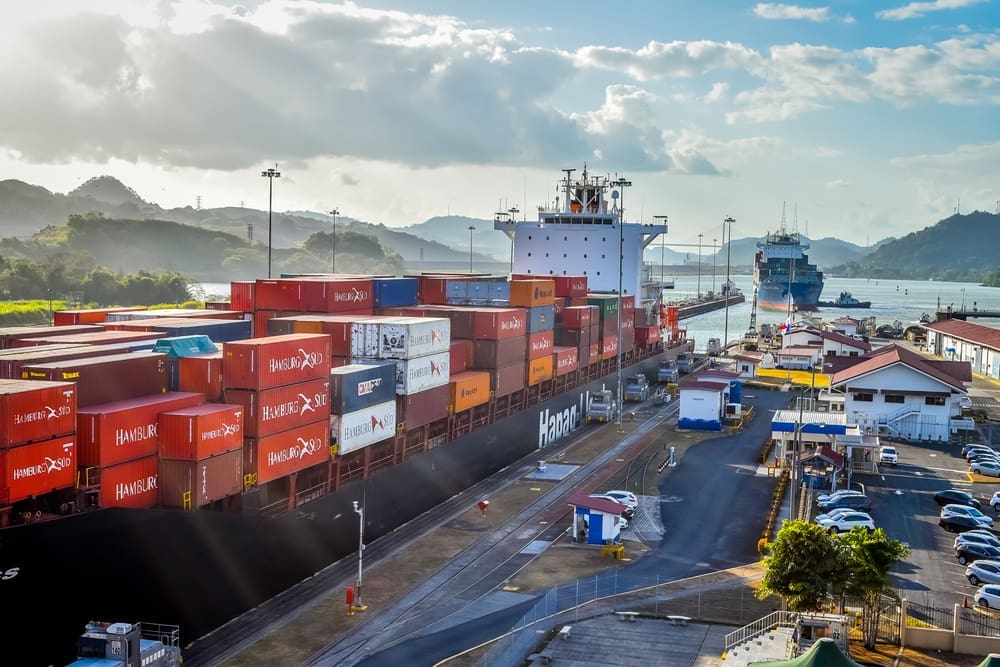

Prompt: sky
[{"left": 1, "top": 0, "right": 998, "bottom": 248}]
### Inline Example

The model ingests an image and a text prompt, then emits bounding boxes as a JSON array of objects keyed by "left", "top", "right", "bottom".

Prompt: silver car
[
  {"left": 955, "top": 533, "right": 1000, "bottom": 550},
  {"left": 968, "top": 560, "right": 1000, "bottom": 585},
  {"left": 942, "top": 504, "right": 996, "bottom": 527}
]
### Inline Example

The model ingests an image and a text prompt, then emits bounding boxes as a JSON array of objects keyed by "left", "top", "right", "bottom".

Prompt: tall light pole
[
  {"left": 696, "top": 233, "right": 703, "bottom": 300},
  {"left": 329, "top": 208, "right": 339, "bottom": 274},
  {"left": 723, "top": 216, "right": 735, "bottom": 355},
  {"left": 261, "top": 165, "right": 281, "bottom": 278},
  {"left": 351, "top": 500, "right": 367, "bottom": 612},
  {"left": 611, "top": 176, "right": 631, "bottom": 433},
  {"left": 712, "top": 238, "right": 717, "bottom": 295},
  {"left": 468, "top": 225, "right": 476, "bottom": 273}
]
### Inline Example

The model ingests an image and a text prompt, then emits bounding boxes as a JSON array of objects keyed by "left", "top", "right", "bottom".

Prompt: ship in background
[
  {"left": 1, "top": 167, "right": 680, "bottom": 667},
  {"left": 753, "top": 214, "right": 825, "bottom": 311}
]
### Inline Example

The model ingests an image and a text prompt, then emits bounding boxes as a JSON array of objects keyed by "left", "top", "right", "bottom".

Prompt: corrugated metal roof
[
  {"left": 831, "top": 344, "right": 966, "bottom": 392},
  {"left": 925, "top": 319, "right": 1000, "bottom": 350},
  {"left": 567, "top": 492, "right": 626, "bottom": 515}
]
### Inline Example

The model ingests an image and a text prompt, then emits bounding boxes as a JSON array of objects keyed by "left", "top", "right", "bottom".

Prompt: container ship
[
  {"left": 753, "top": 228, "right": 824, "bottom": 311},
  {"left": 0, "top": 168, "right": 678, "bottom": 667}
]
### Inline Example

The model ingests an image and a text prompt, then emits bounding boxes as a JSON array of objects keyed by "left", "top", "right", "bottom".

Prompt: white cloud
[
  {"left": 876, "top": 0, "right": 989, "bottom": 21},
  {"left": 825, "top": 179, "right": 850, "bottom": 189},
  {"left": 753, "top": 3, "right": 831, "bottom": 22},
  {"left": 574, "top": 40, "right": 760, "bottom": 82},
  {"left": 890, "top": 140, "right": 1000, "bottom": 170},
  {"left": 705, "top": 82, "right": 730, "bottom": 103}
]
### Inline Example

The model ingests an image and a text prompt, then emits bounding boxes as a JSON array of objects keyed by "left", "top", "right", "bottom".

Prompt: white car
[
  {"left": 972, "top": 461, "right": 1000, "bottom": 477},
  {"left": 991, "top": 492, "right": 1000, "bottom": 513},
  {"left": 816, "top": 512, "right": 875, "bottom": 534},
  {"left": 603, "top": 490, "right": 639, "bottom": 509},
  {"left": 976, "top": 584, "right": 1000, "bottom": 609},
  {"left": 816, "top": 489, "right": 864, "bottom": 504},
  {"left": 967, "top": 561, "right": 1000, "bottom": 585},
  {"left": 815, "top": 508, "right": 870, "bottom": 524},
  {"left": 878, "top": 446, "right": 898, "bottom": 465},
  {"left": 941, "top": 504, "right": 995, "bottom": 527}
]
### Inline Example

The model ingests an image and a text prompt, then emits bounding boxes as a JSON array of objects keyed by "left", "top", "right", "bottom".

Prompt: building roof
[
  {"left": 566, "top": 492, "right": 626, "bottom": 516},
  {"left": 776, "top": 347, "right": 818, "bottom": 357},
  {"left": 678, "top": 377, "right": 730, "bottom": 391},
  {"left": 925, "top": 318, "right": 1000, "bottom": 351},
  {"left": 799, "top": 445, "right": 845, "bottom": 469},
  {"left": 817, "top": 329, "right": 872, "bottom": 352},
  {"left": 927, "top": 359, "right": 973, "bottom": 382},
  {"left": 732, "top": 354, "right": 761, "bottom": 363},
  {"left": 831, "top": 344, "right": 966, "bottom": 393},
  {"left": 820, "top": 356, "right": 866, "bottom": 375},
  {"left": 772, "top": 410, "right": 848, "bottom": 434}
]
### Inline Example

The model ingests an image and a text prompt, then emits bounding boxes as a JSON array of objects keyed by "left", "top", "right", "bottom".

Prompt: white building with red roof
[
  {"left": 781, "top": 326, "right": 871, "bottom": 358},
  {"left": 830, "top": 344, "right": 968, "bottom": 442},
  {"left": 924, "top": 319, "right": 1000, "bottom": 379}
]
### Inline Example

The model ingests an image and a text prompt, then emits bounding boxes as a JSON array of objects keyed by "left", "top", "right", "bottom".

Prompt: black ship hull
[{"left": 1, "top": 353, "right": 663, "bottom": 667}]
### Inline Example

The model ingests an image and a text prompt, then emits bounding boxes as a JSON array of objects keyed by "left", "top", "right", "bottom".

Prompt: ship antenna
[{"left": 780, "top": 202, "right": 786, "bottom": 232}]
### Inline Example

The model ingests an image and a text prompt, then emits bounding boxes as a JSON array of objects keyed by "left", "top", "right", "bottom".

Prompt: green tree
[
  {"left": 838, "top": 527, "right": 909, "bottom": 649},
  {"left": 756, "top": 520, "right": 845, "bottom": 611}
]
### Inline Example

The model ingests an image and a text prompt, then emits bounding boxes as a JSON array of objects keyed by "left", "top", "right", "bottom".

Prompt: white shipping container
[
  {"left": 331, "top": 400, "right": 397, "bottom": 454},
  {"left": 350, "top": 318, "right": 387, "bottom": 358},
  {"left": 378, "top": 317, "right": 451, "bottom": 360},
  {"left": 352, "top": 351, "right": 451, "bottom": 395}
]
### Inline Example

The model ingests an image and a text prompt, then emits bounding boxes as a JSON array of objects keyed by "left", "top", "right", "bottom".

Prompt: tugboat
[{"left": 818, "top": 291, "right": 871, "bottom": 309}]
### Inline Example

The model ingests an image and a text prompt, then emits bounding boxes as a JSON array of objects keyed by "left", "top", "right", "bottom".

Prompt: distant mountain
[
  {"left": 399, "top": 216, "right": 512, "bottom": 261},
  {"left": 70, "top": 175, "right": 150, "bottom": 208},
  {"left": 830, "top": 211, "right": 1000, "bottom": 282}
]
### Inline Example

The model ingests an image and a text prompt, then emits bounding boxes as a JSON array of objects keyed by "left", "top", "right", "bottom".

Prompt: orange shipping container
[
  {"left": 509, "top": 280, "right": 555, "bottom": 307},
  {"left": 178, "top": 352, "right": 224, "bottom": 401},
  {"left": 526, "top": 355, "right": 553, "bottom": 386},
  {"left": 601, "top": 336, "right": 619, "bottom": 359},
  {"left": 0, "top": 436, "right": 76, "bottom": 504},
  {"left": 449, "top": 371, "right": 491, "bottom": 413},
  {"left": 552, "top": 346, "right": 579, "bottom": 376}
]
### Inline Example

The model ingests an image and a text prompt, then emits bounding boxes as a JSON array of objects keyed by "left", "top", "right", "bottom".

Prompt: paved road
[{"left": 340, "top": 389, "right": 792, "bottom": 665}]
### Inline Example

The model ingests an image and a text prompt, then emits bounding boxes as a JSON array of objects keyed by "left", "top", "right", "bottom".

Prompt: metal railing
[
  {"left": 724, "top": 610, "right": 799, "bottom": 654},
  {"left": 959, "top": 607, "right": 1000, "bottom": 637},
  {"left": 905, "top": 601, "right": 953, "bottom": 631}
]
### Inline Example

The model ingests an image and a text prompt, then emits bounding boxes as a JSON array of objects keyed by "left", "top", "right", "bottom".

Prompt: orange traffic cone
[{"left": 964, "top": 596, "right": 970, "bottom": 609}]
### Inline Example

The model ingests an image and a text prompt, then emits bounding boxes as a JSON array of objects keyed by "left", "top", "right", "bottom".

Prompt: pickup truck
[
  {"left": 879, "top": 446, "right": 898, "bottom": 465},
  {"left": 657, "top": 361, "right": 679, "bottom": 384},
  {"left": 586, "top": 389, "right": 618, "bottom": 423},
  {"left": 624, "top": 374, "right": 650, "bottom": 402}
]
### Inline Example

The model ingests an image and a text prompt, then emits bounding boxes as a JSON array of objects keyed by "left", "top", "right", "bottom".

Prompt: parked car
[
  {"left": 815, "top": 508, "right": 870, "bottom": 524},
  {"left": 967, "top": 528, "right": 999, "bottom": 539},
  {"left": 972, "top": 461, "right": 1000, "bottom": 477},
  {"left": 603, "top": 490, "right": 639, "bottom": 510},
  {"left": 878, "top": 446, "right": 898, "bottom": 465},
  {"left": 963, "top": 444, "right": 994, "bottom": 457},
  {"left": 934, "top": 489, "right": 982, "bottom": 509},
  {"left": 967, "top": 560, "right": 1000, "bottom": 585},
  {"left": 967, "top": 451, "right": 1000, "bottom": 464},
  {"left": 941, "top": 504, "right": 995, "bottom": 527},
  {"left": 816, "top": 489, "right": 864, "bottom": 504},
  {"left": 817, "top": 495, "right": 872, "bottom": 512},
  {"left": 817, "top": 512, "right": 875, "bottom": 534},
  {"left": 991, "top": 491, "right": 1000, "bottom": 513},
  {"left": 941, "top": 514, "right": 988, "bottom": 533},
  {"left": 958, "top": 543, "right": 1000, "bottom": 566},
  {"left": 976, "top": 584, "right": 1000, "bottom": 608},
  {"left": 955, "top": 533, "right": 1000, "bottom": 550},
  {"left": 588, "top": 494, "right": 635, "bottom": 520}
]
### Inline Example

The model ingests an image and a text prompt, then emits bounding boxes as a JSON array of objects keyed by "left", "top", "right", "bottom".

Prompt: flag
[{"left": 779, "top": 319, "right": 791, "bottom": 333}]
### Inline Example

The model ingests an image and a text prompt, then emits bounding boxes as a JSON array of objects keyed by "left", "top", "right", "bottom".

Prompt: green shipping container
[{"left": 586, "top": 294, "right": 620, "bottom": 320}]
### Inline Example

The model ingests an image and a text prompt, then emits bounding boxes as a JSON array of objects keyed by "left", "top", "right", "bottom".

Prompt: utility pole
[
  {"left": 697, "top": 233, "right": 703, "bottom": 299},
  {"left": 723, "top": 216, "right": 735, "bottom": 354},
  {"left": 712, "top": 237, "right": 717, "bottom": 294},
  {"left": 329, "top": 208, "right": 339, "bottom": 274},
  {"left": 468, "top": 226, "right": 476, "bottom": 273},
  {"left": 611, "top": 176, "right": 631, "bottom": 433}
]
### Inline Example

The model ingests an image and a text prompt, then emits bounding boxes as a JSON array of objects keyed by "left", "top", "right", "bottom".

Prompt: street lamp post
[
  {"left": 712, "top": 238, "right": 717, "bottom": 295},
  {"left": 329, "top": 208, "right": 339, "bottom": 274},
  {"left": 261, "top": 166, "right": 281, "bottom": 278},
  {"left": 611, "top": 176, "right": 632, "bottom": 433},
  {"left": 352, "top": 500, "right": 367, "bottom": 612},
  {"left": 697, "top": 233, "right": 703, "bottom": 300},
  {"left": 723, "top": 216, "right": 735, "bottom": 355},
  {"left": 468, "top": 225, "right": 476, "bottom": 273}
]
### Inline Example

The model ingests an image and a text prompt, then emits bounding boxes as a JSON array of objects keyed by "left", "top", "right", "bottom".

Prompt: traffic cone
[{"left": 964, "top": 596, "right": 970, "bottom": 609}]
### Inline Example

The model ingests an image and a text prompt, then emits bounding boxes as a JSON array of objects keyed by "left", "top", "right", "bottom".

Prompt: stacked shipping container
[{"left": 158, "top": 404, "right": 245, "bottom": 508}]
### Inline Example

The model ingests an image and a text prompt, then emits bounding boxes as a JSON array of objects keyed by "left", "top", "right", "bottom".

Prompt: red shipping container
[
  {"left": 77, "top": 392, "right": 205, "bottom": 468},
  {"left": 22, "top": 352, "right": 169, "bottom": 408},
  {"left": 299, "top": 278, "right": 374, "bottom": 313},
  {"left": 449, "top": 340, "right": 472, "bottom": 373},
  {"left": 231, "top": 281, "right": 255, "bottom": 313},
  {"left": 225, "top": 377, "right": 331, "bottom": 438},
  {"left": 159, "top": 404, "right": 244, "bottom": 460},
  {"left": 635, "top": 325, "right": 661, "bottom": 345},
  {"left": 379, "top": 307, "right": 429, "bottom": 317},
  {"left": 253, "top": 310, "right": 301, "bottom": 338},
  {"left": 159, "top": 449, "right": 243, "bottom": 508},
  {"left": 601, "top": 336, "right": 619, "bottom": 359},
  {"left": 0, "top": 324, "right": 103, "bottom": 349},
  {"left": 396, "top": 384, "right": 449, "bottom": 429},
  {"left": 552, "top": 298, "right": 566, "bottom": 318},
  {"left": 552, "top": 346, "right": 579, "bottom": 376},
  {"left": 473, "top": 308, "right": 526, "bottom": 340},
  {"left": 100, "top": 454, "right": 159, "bottom": 508},
  {"left": 528, "top": 331, "right": 555, "bottom": 360},
  {"left": 178, "top": 352, "right": 224, "bottom": 401},
  {"left": 621, "top": 295, "right": 635, "bottom": 312},
  {"left": 621, "top": 316, "right": 635, "bottom": 333},
  {"left": 432, "top": 307, "right": 476, "bottom": 339},
  {"left": 578, "top": 342, "right": 590, "bottom": 366},
  {"left": 11, "top": 330, "right": 163, "bottom": 348},
  {"left": 0, "top": 435, "right": 76, "bottom": 504},
  {"left": 53, "top": 307, "right": 146, "bottom": 326},
  {"left": 254, "top": 280, "right": 296, "bottom": 311},
  {"left": 560, "top": 306, "right": 594, "bottom": 329},
  {"left": 568, "top": 296, "right": 589, "bottom": 307},
  {"left": 588, "top": 342, "right": 600, "bottom": 361},
  {"left": 620, "top": 328, "right": 635, "bottom": 353},
  {"left": 473, "top": 336, "right": 527, "bottom": 369},
  {"left": 553, "top": 275, "right": 588, "bottom": 298},
  {"left": 418, "top": 275, "right": 470, "bottom": 305},
  {"left": 0, "top": 380, "right": 77, "bottom": 448},
  {"left": 244, "top": 419, "right": 330, "bottom": 484},
  {"left": 490, "top": 362, "right": 526, "bottom": 397},
  {"left": 223, "top": 333, "right": 332, "bottom": 391}
]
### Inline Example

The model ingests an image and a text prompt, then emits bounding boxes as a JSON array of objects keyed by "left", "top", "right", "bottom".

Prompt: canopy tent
[{"left": 750, "top": 638, "right": 862, "bottom": 667}]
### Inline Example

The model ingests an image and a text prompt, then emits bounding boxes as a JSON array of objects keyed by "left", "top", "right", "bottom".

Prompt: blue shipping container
[
  {"left": 445, "top": 280, "right": 469, "bottom": 300},
  {"left": 526, "top": 305, "right": 555, "bottom": 334},
  {"left": 374, "top": 277, "right": 418, "bottom": 308},
  {"left": 490, "top": 280, "right": 510, "bottom": 301},
  {"left": 331, "top": 362, "right": 397, "bottom": 414},
  {"left": 150, "top": 319, "right": 251, "bottom": 343}
]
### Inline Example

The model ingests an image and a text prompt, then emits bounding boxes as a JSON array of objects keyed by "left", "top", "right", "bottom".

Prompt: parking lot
[{"left": 835, "top": 436, "right": 1000, "bottom": 608}]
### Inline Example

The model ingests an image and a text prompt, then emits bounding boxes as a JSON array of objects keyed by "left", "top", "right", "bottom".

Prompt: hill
[
  {"left": 830, "top": 211, "right": 1000, "bottom": 282},
  {"left": 645, "top": 234, "right": 878, "bottom": 273}
]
